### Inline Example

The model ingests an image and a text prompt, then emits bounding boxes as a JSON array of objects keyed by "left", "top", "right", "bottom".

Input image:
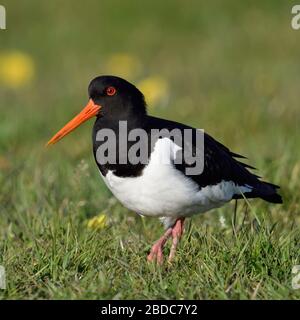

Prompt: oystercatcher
[{"left": 47, "top": 75, "right": 282, "bottom": 264}]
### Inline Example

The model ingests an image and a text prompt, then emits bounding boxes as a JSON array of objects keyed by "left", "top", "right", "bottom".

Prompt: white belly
[{"left": 99, "top": 138, "right": 251, "bottom": 219}]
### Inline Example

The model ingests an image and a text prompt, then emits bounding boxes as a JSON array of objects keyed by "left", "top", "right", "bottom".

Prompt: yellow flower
[
  {"left": 105, "top": 53, "right": 141, "bottom": 79},
  {"left": 137, "top": 76, "right": 169, "bottom": 107},
  {"left": 0, "top": 51, "right": 35, "bottom": 88},
  {"left": 87, "top": 214, "right": 108, "bottom": 231}
]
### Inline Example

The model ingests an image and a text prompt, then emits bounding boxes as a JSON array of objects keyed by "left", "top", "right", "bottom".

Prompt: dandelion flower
[
  {"left": 137, "top": 76, "right": 169, "bottom": 107},
  {"left": 0, "top": 51, "right": 35, "bottom": 88},
  {"left": 105, "top": 53, "right": 141, "bottom": 79},
  {"left": 87, "top": 213, "right": 108, "bottom": 231}
]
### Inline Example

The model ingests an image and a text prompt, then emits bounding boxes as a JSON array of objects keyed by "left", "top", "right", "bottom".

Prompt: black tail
[
  {"left": 258, "top": 181, "right": 283, "bottom": 204},
  {"left": 260, "top": 191, "right": 283, "bottom": 204},
  {"left": 234, "top": 181, "right": 283, "bottom": 204}
]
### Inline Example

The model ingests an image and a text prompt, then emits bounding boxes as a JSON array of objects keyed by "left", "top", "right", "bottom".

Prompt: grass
[{"left": 0, "top": 0, "right": 300, "bottom": 299}]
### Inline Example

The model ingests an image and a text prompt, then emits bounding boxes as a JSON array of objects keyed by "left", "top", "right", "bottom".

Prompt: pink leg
[
  {"left": 147, "top": 228, "right": 172, "bottom": 264},
  {"left": 168, "top": 218, "right": 185, "bottom": 262},
  {"left": 147, "top": 218, "right": 185, "bottom": 264}
]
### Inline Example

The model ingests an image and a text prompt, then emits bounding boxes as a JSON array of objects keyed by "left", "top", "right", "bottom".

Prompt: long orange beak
[{"left": 47, "top": 99, "right": 101, "bottom": 146}]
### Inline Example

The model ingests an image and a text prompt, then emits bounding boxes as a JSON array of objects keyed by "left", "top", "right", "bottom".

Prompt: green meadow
[{"left": 0, "top": 1, "right": 299, "bottom": 299}]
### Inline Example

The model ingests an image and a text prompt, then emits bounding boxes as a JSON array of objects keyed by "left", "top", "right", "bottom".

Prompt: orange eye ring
[{"left": 106, "top": 86, "right": 116, "bottom": 96}]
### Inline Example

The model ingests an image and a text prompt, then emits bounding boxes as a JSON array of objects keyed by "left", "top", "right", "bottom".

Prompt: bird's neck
[
  {"left": 94, "top": 112, "right": 146, "bottom": 132},
  {"left": 92, "top": 113, "right": 149, "bottom": 177}
]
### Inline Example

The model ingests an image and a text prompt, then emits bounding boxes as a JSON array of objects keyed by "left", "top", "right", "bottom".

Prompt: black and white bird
[{"left": 47, "top": 75, "right": 282, "bottom": 264}]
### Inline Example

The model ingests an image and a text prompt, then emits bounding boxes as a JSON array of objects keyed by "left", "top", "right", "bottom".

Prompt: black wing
[{"left": 147, "top": 116, "right": 282, "bottom": 204}]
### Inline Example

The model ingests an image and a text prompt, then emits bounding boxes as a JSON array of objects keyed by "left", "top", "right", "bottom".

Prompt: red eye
[{"left": 106, "top": 86, "right": 116, "bottom": 96}]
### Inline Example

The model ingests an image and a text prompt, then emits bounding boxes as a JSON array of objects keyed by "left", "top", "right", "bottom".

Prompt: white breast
[{"left": 99, "top": 138, "right": 251, "bottom": 220}]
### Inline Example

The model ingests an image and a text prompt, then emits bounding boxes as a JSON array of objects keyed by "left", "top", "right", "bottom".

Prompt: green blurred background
[
  {"left": 0, "top": 0, "right": 299, "bottom": 299},
  {"left": 1, "top": 1, "right": 299, "bottom": 163}
]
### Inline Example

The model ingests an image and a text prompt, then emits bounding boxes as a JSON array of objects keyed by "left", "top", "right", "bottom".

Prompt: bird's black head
[
  {"left": 47, "top": 75, "right": 147, "bottom": 145},
  {"left": 88, "top": 75, "right": 147, "bottom": 121}
]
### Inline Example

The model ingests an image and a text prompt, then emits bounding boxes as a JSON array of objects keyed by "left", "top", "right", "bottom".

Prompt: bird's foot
[
  {"left": 168, "top": 218, "right": 184, "bottom": 262},
  {"left": 147, "top": 218, "right": 185, "bottom": 264},
  {"left": 147, "top": 228, "right": 172, "bottom": 264}
]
